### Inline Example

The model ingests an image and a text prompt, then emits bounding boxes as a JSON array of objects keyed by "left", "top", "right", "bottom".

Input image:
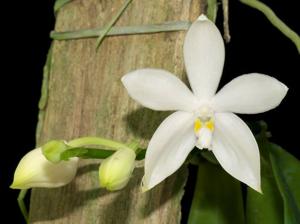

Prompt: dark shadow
[
  {"left": 100, "top": 167, "right": 144, "bottom": 224},
  {"left": 29, "top": 163, "right": 104, "bottom": 222},
  {"left": 76, "top": 163, "right": 99, "bottom": 176},
  {"left": 29, "top": 165, "right": 143, "bottom": 223},
  {"left": 140, "top": 166, "right": 188, "bottom": 219},
  {"left": 124, "top": 108, "right": 188, "bottom": 220},
  {"left": 30, "top": 163, "right": 188, "bottom": 222},
  {"left": 125, "top": 107, "right": 170, "bottom": 140}
]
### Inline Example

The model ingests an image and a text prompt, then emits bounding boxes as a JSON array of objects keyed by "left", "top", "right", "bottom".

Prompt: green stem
[
  {"left": 50, "top": 21, "right": 191, "bottom": 40},
  {"left": 17, "top": 189, "right": 29, "bottom": 224},
  {"left": 222, "top": 0, "right": 231, "bottom": 43},
  {"left": 207, "top": 0, "right": 218, "bottom": 23},
  {"left": 60, "top": 147, "right": 146, "bottom": 161},
  {"left": 60, "top": 147, "right": 115, "bottom": 160},
  {"left": 240, "top": 0, "right": 300, "bottom": 53},
  {"left": 67, "top": 137, "right": 130, "bottom": 150},
  {"left": 127, "top": 140, "right": 140, "bottom": 153},
  {"left": 95, "top": 0, "right": 134, "bottom": 50}
]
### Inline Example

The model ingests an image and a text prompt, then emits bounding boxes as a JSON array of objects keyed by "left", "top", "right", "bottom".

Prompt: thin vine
[{"left": 240, "top": 0, "right": 300, "bottom": 53}]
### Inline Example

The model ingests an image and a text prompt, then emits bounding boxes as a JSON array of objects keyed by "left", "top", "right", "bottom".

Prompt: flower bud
[
  {"left": 10, "top": 147, "right": 78, "bottom": 189},
  {"left": 99, "top": 148, "right": 136, "bottom": 191}
]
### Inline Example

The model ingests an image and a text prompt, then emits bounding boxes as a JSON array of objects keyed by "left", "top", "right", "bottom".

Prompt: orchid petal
[
  {"left": 183, "top": 15, "right": 225, "bottom": 99},
  {"left": 213, "top": 73, "right": 288, "bottom": 114},
  {"left": 212, "top": 112, "right": 261, "bottom": 192},
  {"left": 122, "top": 69, "right": 198, "bottom": 111},
  {"left": 143, "top": 111, "right": 196, "bottom": 190},
  {"left": 11, "top": 148, "right": 78, "bottom": 189}
]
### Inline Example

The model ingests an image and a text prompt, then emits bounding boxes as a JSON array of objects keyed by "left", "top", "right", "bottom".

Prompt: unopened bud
[
  {"left": 10, "top": 147, "right": 78, "bottom": 189},
  {"left": 99, "top": 148, "right": 136, "bottom": 191}
]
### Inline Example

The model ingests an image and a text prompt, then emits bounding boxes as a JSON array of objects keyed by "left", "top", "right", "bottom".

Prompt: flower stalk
[
  {"left": 17, "top": 189, "right": 29, "bottom": 224},
  {"left": 67, "top": 137, "right": 130, "bottom": 150},
  {"left": 240, "top": 0, "right": 300, "bottom": 53}
]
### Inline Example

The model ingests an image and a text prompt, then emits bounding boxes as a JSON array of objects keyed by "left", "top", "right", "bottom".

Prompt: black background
[{"left": 1, "top": 0, "right": 299, "bottom": 223}]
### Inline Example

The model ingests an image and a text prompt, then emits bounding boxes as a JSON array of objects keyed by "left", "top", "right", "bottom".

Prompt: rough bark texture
[{"left": 30, "top": 0, "right": 203, "bottom": 223}]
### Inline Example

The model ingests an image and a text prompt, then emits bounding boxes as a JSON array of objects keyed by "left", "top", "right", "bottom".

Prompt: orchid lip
[{"left": 193, "top": 105, "right": 215, "bottom": 150}]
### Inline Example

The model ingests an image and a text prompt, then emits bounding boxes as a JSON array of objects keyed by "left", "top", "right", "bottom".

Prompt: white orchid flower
[
  {"left": 122, "top": 15, "right": 288, "bottom": 192},
  {"left": 11, "top": 147, "right": 78, "bottom": 189}
]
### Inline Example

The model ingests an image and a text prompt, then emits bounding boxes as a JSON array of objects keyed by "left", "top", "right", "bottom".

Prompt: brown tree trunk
[{"left": 29, "top": 0, "right": 204, "bottom": 223}]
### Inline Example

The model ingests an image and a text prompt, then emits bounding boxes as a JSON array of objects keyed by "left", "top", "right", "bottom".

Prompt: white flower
[
  {"left": 11, "top": 147, "right": 78, "bottom": 189},
  {"left": 121, "top": 15, "right": 288, "bottom": 192}
]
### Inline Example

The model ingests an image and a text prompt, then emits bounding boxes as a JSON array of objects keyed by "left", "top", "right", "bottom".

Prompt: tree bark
[{"left": 29, "top": 0, "right": 204, "bottom": 223}]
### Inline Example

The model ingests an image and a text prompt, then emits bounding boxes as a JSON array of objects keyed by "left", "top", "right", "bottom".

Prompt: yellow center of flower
[
  {"left": 193, "top": 105, "right": 215, "bottom": 149},
  {"left": 193, "top": 117, "right": 215, "bottom": 150},
  {"left": 194, "top": 118, "right": 214, "bottom": 133}
]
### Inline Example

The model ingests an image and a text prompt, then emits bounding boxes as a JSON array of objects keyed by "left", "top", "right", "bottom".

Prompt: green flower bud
[
  {"left": 42, "top": 140, "right": 68, "bottom": 163},
  {"left": 99, "top": 148, "right": 136, "bottom": 191}
]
